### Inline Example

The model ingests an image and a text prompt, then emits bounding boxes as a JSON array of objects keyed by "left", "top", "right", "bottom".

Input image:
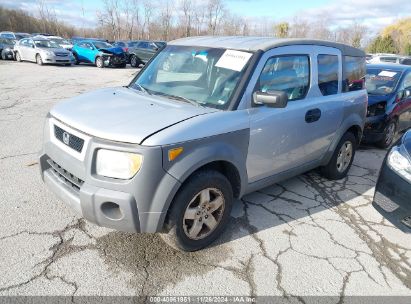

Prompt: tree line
[{"left": 0, "top": 0, "right": 410, "bottom": 55}]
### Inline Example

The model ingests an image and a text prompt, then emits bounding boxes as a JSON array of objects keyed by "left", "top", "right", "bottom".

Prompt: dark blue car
[
  {"left": 363, "top": 64, "right": 411, "bottom": 148},
  {"left": 72, "top": 40, "right": 127, "bottom": 68}
]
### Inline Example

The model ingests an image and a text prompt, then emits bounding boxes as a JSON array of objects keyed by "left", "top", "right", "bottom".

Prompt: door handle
[{"left": 305, "top": 108, "right": 322, "bottom": 123}]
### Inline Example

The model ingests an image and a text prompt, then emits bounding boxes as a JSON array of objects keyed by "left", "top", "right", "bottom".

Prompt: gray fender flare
[{"left": 156, "top": 129, "right": 250, "bottom": 231}]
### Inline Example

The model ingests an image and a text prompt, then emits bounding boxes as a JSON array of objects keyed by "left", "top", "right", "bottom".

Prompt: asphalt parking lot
[{"left": 1, "top": 60, "right": 411, "bottom": 299}]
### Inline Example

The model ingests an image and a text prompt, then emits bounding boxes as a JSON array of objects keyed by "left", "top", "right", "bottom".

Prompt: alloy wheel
[
  {"left": 385, "top": 122, "right": 396, "bottom": 146},
  {"left": 336, "top": 141, "right": 353, "bottom": 173},
  {"left": 182, "top": 188, "right": 225, "bottom": 240}
]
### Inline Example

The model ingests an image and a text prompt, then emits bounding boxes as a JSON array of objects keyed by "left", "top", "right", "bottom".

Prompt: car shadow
[{"left": 210, "top": 147, "right": 386, "bottom": 247}]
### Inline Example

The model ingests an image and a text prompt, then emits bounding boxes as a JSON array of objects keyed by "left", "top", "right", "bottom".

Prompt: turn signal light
[{"left": 168, "top": 147, "right": 183, "bottom": 161}]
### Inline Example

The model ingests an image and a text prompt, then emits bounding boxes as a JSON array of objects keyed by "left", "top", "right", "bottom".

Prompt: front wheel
[
  {"left": 160, "top": 170, "right": 233, "bottom": 252},
  {"left": 377, "top": 120, "right": 396, "bottom": 149},
  {"left": 95, "top": 56, "right": 104, "bottom": 68},
  {"left": 72, "top": 53, "right": 80, "bottom": 65},
  {"left": 15, "top": 52, "right": 22, "bottom": 62},
  {"left": 36, "top": 54, "right": 43, "bottom": 65},
  {"left": 320, "top": 132, "right": 356, "bottom": 180}
]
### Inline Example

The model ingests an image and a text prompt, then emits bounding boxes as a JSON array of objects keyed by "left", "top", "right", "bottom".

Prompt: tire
[
  {"left": 0, "top": 51, "right": 4, "bottom": 60},
  {"left": 72, "top": 53, "right": 79, "bottom": 65},
  {"left": 36, "top": 54, "right": 43, "bottom": 65},
  {"left": 130, "top": 54, "right": 141, "bottom": 68},
  {"left": 320, "top": 132, "right": 356, "bottom": 180},
  {"left": 15, "top": 52, "right": 22, "bottom": 62},
  {"left": 95, "top": 56, "right": 104, "bottom": 68},
  {"left": 160, "top": 170, "right": 233, "bottom": 252},
  {"left": 376, "top": 120, "right": 396, "bottom": 149}
]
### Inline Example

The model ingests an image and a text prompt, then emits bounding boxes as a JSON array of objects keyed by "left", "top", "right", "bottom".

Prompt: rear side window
[
  {"left": 343, "top": 56, "right": 365, "bottom": 92},
  {"left": 257, "top": 55, "right": 310, "bottom": 101},
  {"left": 318, "top": 54, "right": 339, "bottom": 96}
]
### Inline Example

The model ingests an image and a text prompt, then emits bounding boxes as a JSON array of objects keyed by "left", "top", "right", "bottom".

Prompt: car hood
[
  {"left": 98, "top": 47, "right": 124, "bottom": 55},
  {"left": 39, "top": 47, "right": 70, "bottom": 53},
  {"left": 50, "top": 87, "right": 217, "bottom": 144},
  {"left": 367, "top": 93, "right": 394, "bottom": 106}
]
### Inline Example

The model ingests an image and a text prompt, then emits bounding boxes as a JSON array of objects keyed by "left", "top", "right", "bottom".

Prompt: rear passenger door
[{"left": 245, "top": 45, "right": 344, "bottom": 183}]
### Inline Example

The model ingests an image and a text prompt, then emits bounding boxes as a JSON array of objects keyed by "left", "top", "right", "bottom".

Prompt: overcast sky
[{"left": 2, "top": 0, "right": 410, "bottom": 34}]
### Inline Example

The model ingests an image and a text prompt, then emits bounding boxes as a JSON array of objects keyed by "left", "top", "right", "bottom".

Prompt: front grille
[
  {"left": 54, "top": 52, "right": 68, "bottom": 57},
  {"left": 56, "top": 60, "right": 70, "bottom": 62},
  {"left": 54, "top": 125, "right": 84, "bottom": 153},
  {"left": 47, "top": 159, "right": 84, "bottom": 191}
]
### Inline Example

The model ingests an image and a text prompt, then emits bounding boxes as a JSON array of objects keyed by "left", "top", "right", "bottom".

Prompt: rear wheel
[
  {"left": 160, "top": 170, "right": 233, "bottom": 252},
  {"left": 1, "top": 51, "right": 5, "bottom": 60},
  {"left": 95, "top": 56, "right": 104, "bottom": 68},
  {"left": 36, "top": 54, "right": 43, "bottom": 65},
  {"left": 377, "top": 120, "right": 396, "bottom": 149},
  {"left": 15, "top": 52, "right": 22, "bottom": 62},
  {"left": 320, "top": 132, "right": 356, "bottom": 180}
]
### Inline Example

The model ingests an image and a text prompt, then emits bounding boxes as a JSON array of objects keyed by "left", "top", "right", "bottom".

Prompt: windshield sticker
[
  {"left": 378, "top": 71, "right": 397, "bottom": 77},
  {"left": 215, "top": 50, "right": 253, "bottom": 72}
]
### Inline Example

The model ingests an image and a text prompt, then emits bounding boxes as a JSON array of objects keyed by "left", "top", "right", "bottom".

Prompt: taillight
[{"left": 124, "top": 47, "right": 128, "bottom": 52}]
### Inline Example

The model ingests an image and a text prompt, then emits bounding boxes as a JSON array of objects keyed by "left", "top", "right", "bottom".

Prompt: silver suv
[{"left": 39, "top": 37, "right": 367, "bottom": 251}]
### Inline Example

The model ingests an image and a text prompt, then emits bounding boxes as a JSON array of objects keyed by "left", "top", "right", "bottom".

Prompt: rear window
[
  {"left": 343, "top": 56, "right": 366, "bottom": 92},
  {"left": 318, "top": 54, "right": 339, "bottom": 96},
  {"left": 380, "top": 57, "right": 398, "bottom": 63}
]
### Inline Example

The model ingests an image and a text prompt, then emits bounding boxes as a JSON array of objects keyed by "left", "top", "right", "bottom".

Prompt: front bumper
[
  {"left": 2, "top": 49, "right": 14, "bottom": 60},
  {"left": 373, "top": 159, "right": 411, "bottom": 231},
  {"left": 42, "top": 53, "right": 74, "bottom": 64},
  {"left": 104, "top": 55, "right": 127, "bottom": 67},
  {"left": 361, "top": 114, "right": 386, "bottom": 143},
  {"left": 39, "top": 118, "right": 181, "bottom": 233}
]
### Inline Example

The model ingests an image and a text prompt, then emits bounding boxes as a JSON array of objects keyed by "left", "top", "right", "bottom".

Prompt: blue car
[
  {"left": 363, "top": 64, "right": 411, "bottom": 148},
  {"left": 72, "top": 40, "right": 127, "bottom": 68}
]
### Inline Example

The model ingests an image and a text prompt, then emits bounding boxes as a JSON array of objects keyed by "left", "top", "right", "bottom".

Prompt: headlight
[
  {"left": 45, "top": 51, "right": 53, "bottom": 56},
  {"left": 387, "top": 145, "right": 411, "bottom": 183},
  {"left": 367, "top": 102, "right": 386, "bottom": 117},
  {"left": 96, "top": 149, "right": 143, "bottom": 179}
]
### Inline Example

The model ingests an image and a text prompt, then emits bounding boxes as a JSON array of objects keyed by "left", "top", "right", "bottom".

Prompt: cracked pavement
[{"left": 1, "top": 61, "right": 411, "bottom": 299}]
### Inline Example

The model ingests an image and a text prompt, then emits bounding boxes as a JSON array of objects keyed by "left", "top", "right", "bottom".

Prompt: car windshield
[
  {"left": 34, "top": 40, "right": 60, "bottom": 48},
  {"left": 365, "top": 68, "right": 402, "bottom": 95},
  {"left": 128, "top": 41, "right": 139, "bottom": 47},
  {"left": 50, "top": 38, "right": 71, "bottom": 45},
  {"left": 93, "top": 41, "right": 112, "bottom": 49},
  {"left": 130, "top": 45, "right": 253, "bottom": 109},
  {"left": 2, "top": 33, "right": 14, "bottom": 39},
  {"left": 1, "top": 38, "right": 15, "bottom": 45},
  {"left": 15, "top": 34, "right": 29, "bottom": 40}
]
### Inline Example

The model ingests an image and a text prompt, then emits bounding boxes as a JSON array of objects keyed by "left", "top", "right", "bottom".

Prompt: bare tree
[
  {"left": 180, "top": 0, "right": 193, "bottom": 37},
  {"left": 160, "top": 0, "right": 173, "bottom": 41},
  {"left": 206, "top": 0, "right": 225, "bottom": 35}
]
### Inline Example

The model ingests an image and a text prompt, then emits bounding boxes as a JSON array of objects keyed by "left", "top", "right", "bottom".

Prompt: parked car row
[
  {"left": 367, "top": 53, "right": 411, "bottom": 65},
  {"left": 0, "top": 30, "right": 166, "bottom": 69}
]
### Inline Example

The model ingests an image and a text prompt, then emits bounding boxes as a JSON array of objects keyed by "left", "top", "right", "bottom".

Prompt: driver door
[{"left": 244, "top": 45, "right": 344, "bottom": 183}]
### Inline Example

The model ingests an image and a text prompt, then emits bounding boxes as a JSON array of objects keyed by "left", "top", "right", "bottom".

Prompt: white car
[
  {"left": 368, "top": 53, "right": 403, "bottom": 64},
  {"left": 14, "top": 37, "right": 74, "bottom": 66}
]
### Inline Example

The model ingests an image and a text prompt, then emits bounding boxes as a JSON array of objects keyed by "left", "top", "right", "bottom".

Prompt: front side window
[
  {"left": 318, "top": 54, "right": 339, "bottom": 96},
  {"left": 343, "top": 56, "right": 366, "bottom": 92},
  {"left": 93, "top": 41, "right": 112, "bottom": 49},
  {"left": 257, "top": 55, "right": 310, "bottom": 101},
  {"left": 365, "top": 68, "right": 402, "bottom": 95},
  {"left": 130, "top": 45, "right": 253, "bottom": 109},
  {"left": 34, "top": 40, "right": 60, "bottom": 48}
]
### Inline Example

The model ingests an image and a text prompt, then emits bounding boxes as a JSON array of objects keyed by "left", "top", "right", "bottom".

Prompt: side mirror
[
  {"left": 404, "top": 89, "right": 411, "bottom": 99},
  {"left": 253, "top": 90, "right": 288, "bottom": 108}
]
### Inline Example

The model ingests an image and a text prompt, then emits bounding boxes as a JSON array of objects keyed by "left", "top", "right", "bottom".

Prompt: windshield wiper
[
  {"left": 148, "top": 91, "right": 203, "bottom": 107},
  {"left": 133, "top": 83, "right": 151, "bottom": 95}
]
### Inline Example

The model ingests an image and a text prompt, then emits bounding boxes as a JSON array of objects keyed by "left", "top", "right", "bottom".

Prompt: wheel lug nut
[
  {"left": 205, "top": 215, "right": 208, "bottom": 219},
  {"left": 199, "top": 217, "right": 202, "bottom": 222}
]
